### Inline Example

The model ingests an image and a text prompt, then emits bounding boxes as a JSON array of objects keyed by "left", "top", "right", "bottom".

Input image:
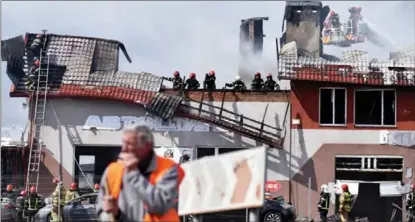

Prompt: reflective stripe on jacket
[
  {"left": 340, "top": 191, "right": 352, "bottom": 212},
  {"left": 52, "top": 185, "right": 66, "bottom": 207},
  {"left": 106, "top": 156, "right": 185, "bottom": 222}
]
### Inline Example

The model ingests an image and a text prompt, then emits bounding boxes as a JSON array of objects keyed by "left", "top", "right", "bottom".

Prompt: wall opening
[
  {"left": 196, "top": 147, "right": 215, "bottom": 158},
  {"left": 319, "top": 88, "right": 346, "bottom": 125},
  {"left": 354, "top": 89, "right": 396, "bottom": 126}
]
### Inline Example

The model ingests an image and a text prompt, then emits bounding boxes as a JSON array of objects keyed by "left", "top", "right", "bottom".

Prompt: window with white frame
[
  {"left": 319, "top": 88, "right": 347, "bottom": 125},
  {"left": 354, "top": 89, "right": 396, "bottom": 126}
]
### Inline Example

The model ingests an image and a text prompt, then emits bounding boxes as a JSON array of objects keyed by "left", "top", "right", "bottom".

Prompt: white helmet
[
  {"left": 235, "top": 75, "right": 241, "bottom": 81},
  {"left": 321, "top": 184, "right": 328, "bottom": 193}
]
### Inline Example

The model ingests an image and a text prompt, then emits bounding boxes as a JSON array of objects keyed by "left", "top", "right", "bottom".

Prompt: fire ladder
[{"left": 25, "top": 30, "right": 50, "bottom": 191}]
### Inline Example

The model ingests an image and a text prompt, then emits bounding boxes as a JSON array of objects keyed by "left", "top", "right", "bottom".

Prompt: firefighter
[
  {"left": 406, "top": 184, "right": 415, "bottom": 222},
  {"left": 318, "top": 184, "right": 330, "bottom": 222},
  {"left": 25, "top": 186, "right": 42, "bottom": 222},
  {"left": 264, "top": 192, "right": 272, "bottom": 200},
  {"left": 264, "top": 73, "right": 279, "bottom": 90},
  {"left": 16, "top": 191, "right": 27, "bottom": 222},
  {"left": 204, "top": 70, "right": 216, "bottom": 90},
  {"left": 184, "top": 72, "right": 200, "bottom": 90},
  {"left": 2, "top": 184, "right": 15, "bottom": 200},
  {"left": 93, "top": 184, "right": 100, "bottom": 193},
  {"left": 250, "top": 72, "right": 264, "bottom": 90},
  {"left": 225, "top": 75, "right": 246, "bottom": 91},
  {"left": 51, "top": 178, "right": 66, "bottom": 222},
  {"left": 339, "top": 184, "right": 352, "bottom": 222},
  {"left": 26, "top": 58, "right": 40, "bottom": 91},
  {"left": 65, "top": 182, "right": 80, "bottom": 203},
  {"left": 29, "top": 34, "right": 42, "bottom": 55},
  {"left": 164, "top": 71, "right": 183, "bottom": 90}
]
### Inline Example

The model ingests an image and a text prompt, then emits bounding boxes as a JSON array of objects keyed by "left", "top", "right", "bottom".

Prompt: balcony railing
[{"left": 278, "top": 59, "right": 415, "bottom": 86}]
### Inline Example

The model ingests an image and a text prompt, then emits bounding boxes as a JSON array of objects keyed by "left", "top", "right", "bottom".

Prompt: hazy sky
[{"left": 2, "top": 1, "right": 414, "bottom": 140}]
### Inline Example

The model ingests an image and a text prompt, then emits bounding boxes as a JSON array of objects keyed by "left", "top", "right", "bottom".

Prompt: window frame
[
  {"left": 318, "top": 87, "right": 348, "bottom": 126},
  {"left": 353, "top": 89, "right": 397, "bottom": 127}
]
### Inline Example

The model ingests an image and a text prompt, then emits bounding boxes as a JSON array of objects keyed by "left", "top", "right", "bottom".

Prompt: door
[{"left": 196, "top": 147, "right": 215, "bottom": 158}]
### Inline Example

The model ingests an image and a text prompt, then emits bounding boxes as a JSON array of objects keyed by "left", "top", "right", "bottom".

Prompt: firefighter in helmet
[
  {"left": 26, "top": 58, "right": 40, "bottom": 91},
  {"left": 51, "top": 178, "right": 66, "bottom": 222},
  {"left": 16, "top": 190, "right": 27, "bottom": 222},
  {"left": 93, "top": 184, "right": 100, "bottom": 193},
  {"left": 65, "top": 182, "right": 80, "bottom": 203},
  {"left": 339, "top": 184, "right": 352, "bottom": 222},
  {"left": 406, "top": 184, "right": 415, "bottom": 222},
  {"left": 318, "top": 184, "right": 330, "bottom": 222},
  {"left": 164, "top": 71, "right": 183, "bottom": 90},
  {"left": 264, "top": 73, "right": 279, "bottom": 90},
  {"left": 29, "top": 34, "right": 42, "bottom": 55},
  {"left": 185, "top": 73, "right": 200, "bottom": 90},
  {"left": 225, "top": 75, "right": 246, "bottom": 91},
  {"left": 204, "top": 70, "right": 216, "bottom": 90},
  {"left": 2, "top": 184, "right": 15, "bottom": 200},
  {"left": 25, "top": 186, "right": 42, "bottom": 222},
  {"left": 250, "top": 72, "right": 264, "bottom": 90}
]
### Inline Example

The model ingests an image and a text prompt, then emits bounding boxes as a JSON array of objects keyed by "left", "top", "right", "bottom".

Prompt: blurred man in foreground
[{"left": 96, "top": 125, "right": 185, "bottom": 222}]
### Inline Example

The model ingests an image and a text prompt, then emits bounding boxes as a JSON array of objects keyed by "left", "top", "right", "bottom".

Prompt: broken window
[
  {"left": 354, "top": 90, "right": 396, "bottom": 126},
  {"left": 319, "top": 88, "right": 346, "bottom": 125}
]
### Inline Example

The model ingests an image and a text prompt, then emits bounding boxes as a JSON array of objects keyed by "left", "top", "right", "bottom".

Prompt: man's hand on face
[
  {"left": 102, "top": 196, "right": 119, "bottom": 216},
  {"left": 118, "top": 152, "right": 139, "bottom": 172}
]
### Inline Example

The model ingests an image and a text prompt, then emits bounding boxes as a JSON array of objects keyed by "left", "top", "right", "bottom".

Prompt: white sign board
[
  {"left": 83, "top": 115, "right": 227, "bottom": 132},
  {"left": 380, "top": 130, "right": 415, "bottom": 147},
  {"left": 178, "top": 147, "right": 267, "bottom": 215},
  {"left": 154, "top": 147, "right": 193, "bottom": 164}
]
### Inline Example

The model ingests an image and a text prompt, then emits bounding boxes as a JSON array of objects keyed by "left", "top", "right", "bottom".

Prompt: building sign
[
  {"left": 265, "top": 181, "right": 281, "bottom": 192},
  {"left": 380, "top": 130, "right": 415, "bottom": 147},
  {"left": 83, "top": 115, "right": 227, "bottom": 132},
  {"left": 154, "top": 147, "right": 193, "bottom": 164}
]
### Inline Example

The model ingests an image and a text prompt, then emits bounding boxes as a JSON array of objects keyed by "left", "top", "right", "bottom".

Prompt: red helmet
[
  {"left": 267, "top": 73, "right": 272, "bottom": 77},
  {"left": 189, "top": 73, "right": 196, "bottom": 79},
  {"left": 20, "top": 191, "right": 27, "bottom": 196},
  {"left": 341, "top": 184, "right": 349, "bottom": 191},
  {"left": 30, "top": 186, "right": 36, "bottom": 193},
  {"left": 209, "top": 70, "right": 215, "bottom": 76},
  {"left": 330, "top": 11, "right": 335, "bottom": 16},
  {"left": 94, "top": 184, "right": 100, "bottom": 190},
  {"left": 6, "top": 184, "right": 13, "bottom": 191},
  {"left": 411, "top": 184, "right": 415, "bottom": 190},
  {"left": 173, "top": 71, "right": 180, "bottom": 77},
  {"left": 255, "top": 72, "right": 261, "bottom": 77},
  {"left": 53, "top": 178, "right": 60, "bottom": 184},
  {"left": 36, "top": 34, "right": 41, "bottom": 38},
  {"left": 34, "top": 60, "right": 40, "bottom": 67},
  {"left": 70, "top": 182, "right": 78, "bottom": 190}
]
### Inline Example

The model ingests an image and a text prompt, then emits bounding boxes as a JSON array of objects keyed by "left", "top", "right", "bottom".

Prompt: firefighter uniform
[
  {"left": 225, "top": 76, "right": 246, "bottom": 90},
  {"left": 51, "top": 179, "right": 66, "bottom": 222},
  {"left": 29, "top": 34, "right": 42, "bottom": 56},
  {"left": 204, "top": 70, "right": 216, "bottom": 90},
  {"left": 185, "top": 73, "right": 200, "bottom": 90},
  {"left": 65, "top": 183, "right": 79, "bottom": 203},
  {"left": 16, "top": 191, "right": 27, "bottom": 222},
  {"left": 2, "top": 184, "right": 16, "bottom": 200},
  {"left": 25, "top": 186, "right": 42, "bottom": 222},
  {"left": 264, "top": 73, "right": 279, "bottom": 90},
  {"left": 26, "top": 58, "right": 40, "bottom": 91},
  {"left": 339, "top": 184, "right": 352, "bottom": 222},
  {"left": 165, "top": 71, "right": 183, "bottom": 90},
  {"left": 93, "top": 184, "right": 100, "bottom": 193},
  {"left": 250, "top": 72, "right": 264, "bottom": 90},
  {"left": 406, "top": 185, "right": 415, "bottom": 222},
  {"left": 318, "top": 184, "right": 330, "bottom": 222}
]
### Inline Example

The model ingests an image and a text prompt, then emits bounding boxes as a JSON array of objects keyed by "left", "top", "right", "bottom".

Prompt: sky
[{"left": 1, "top": 1, "right": 414, "bottom": 140}]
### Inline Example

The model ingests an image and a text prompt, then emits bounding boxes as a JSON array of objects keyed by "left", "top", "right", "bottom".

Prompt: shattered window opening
[
  {"left": 354, "top": 89, "right": 396, "bottom": 126},
  {"left": 319, "top": 88, "right": 346, "bottom": 125}
]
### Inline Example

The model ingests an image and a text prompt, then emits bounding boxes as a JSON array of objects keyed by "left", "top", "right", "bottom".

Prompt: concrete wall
[{"left": 40, "top": 98, "right": 291, "bottom": 181}]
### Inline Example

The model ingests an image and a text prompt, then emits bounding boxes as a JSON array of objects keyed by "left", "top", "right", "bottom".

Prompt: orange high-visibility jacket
[{"left": 106, "top": 156, "right": 185, "bottom": 222}]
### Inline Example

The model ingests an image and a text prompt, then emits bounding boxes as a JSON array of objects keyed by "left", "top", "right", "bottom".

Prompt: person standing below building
[
  {"left": 96, "top": 125, "right": 185, "bottom": 222},
  {"left": 65, "top": 182, "right": 80, "bottom": 203},
  {"left": 406, "top": 184, "right": 415, "bottom": 222},
  {"left": 184, "top": 73, "right": 200, "bottom": 90},
  {"left": 204, "top": 70, "right": 216, "bottom": 90},
  {"left": 164, "top": 71, "right": 183, "bottom": 90},
  {"left": 16, "top": 191, "right": 27, "bottom": 222},
  {"left": 264, "top": 73, "right": 280, "bottom": 90},
  {"left": 318, "top": 184, "right": 330, "bottom": 222},
  {"left": 51, "top": 178, "right": 66, "bottom": 222},
  {"left": 250, "top": 72, "right": 264, "bottom": 90},
  {"left": 2, "top": 184, "right": 15, "bottom": 200},
  {"left": 25, "top": 186, "right": 42, "bottom": 222},
  {"left": 339, "top": 184, "right": 352, "bottom": 222},
  {"left": 93, "top": 184, "right": 100, "bottom": 193},
  {"left": 225, "top": 75, "right": 246, "bottom": 91}
]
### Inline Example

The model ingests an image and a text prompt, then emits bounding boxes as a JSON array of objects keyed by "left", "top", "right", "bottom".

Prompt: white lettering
[{"left": 84, "top": 115, "right": 224, "bottom": 132}]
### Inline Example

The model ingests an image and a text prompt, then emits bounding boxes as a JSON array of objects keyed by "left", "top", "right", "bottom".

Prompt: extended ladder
[{"left": 25, "top": 30, "right": 50, "bottom": 192}]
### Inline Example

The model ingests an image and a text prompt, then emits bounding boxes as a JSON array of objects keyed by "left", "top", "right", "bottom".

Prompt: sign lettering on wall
[{"left": 84, "top": 115, "right": 228, "bottom": 132}]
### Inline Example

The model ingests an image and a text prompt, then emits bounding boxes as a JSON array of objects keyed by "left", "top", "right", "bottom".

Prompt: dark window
[
  {"left": 197, "top": 148, "right": 215, "bottom": 158},
  {"left": 319, "top": 88, "right": 346, "bottom": 125},
  {"left": 355, "top": 90, "right": 396, "bottom": 126},
  {"left": 218, "top": 148, "right": 245, "bottom": 155}
]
